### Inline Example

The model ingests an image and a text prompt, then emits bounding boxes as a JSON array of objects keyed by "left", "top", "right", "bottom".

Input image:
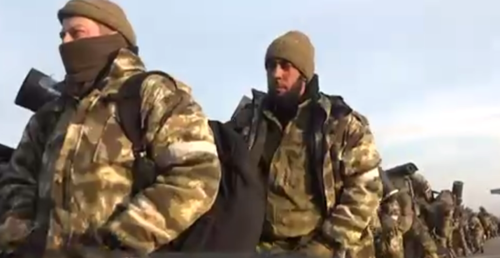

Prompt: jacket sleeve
[
  {"left": 106, "top": 74, "right": 222, "bottom": 254},
  {"left": 321, "top": 113, "right": 383, "bottom": 249},
  {"left": 0, "top": 115, "right": 45, "bottom": 220}
]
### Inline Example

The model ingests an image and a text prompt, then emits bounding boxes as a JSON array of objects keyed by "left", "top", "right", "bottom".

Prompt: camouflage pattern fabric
[
  {"left": 0, "top": 48, "right": 222, "bottom": 256},
  {"left": 230, "top": 90, "right": 383, "bottom": 257},
  {"left": 478, "top": 208, "right": 497, "bottom": 239},
  {"left": 404, "top": 217, "right": 439, "bottom": 258},
  {"left": 374, "top": 196, "right": 405, "bottom": 258},
  {"left": 430, "top": 190, "right": 455, "bottom": 251},
  {"left": 260, "top": 100, "right": 323, "bottom": 239},
  {"left": 468, "top": 214, "right": 485, "bottom": 253},
  {"left": 404, "top": 174, "right": 440, "bottom": 258},
  {"left": 451, "top": 207, "right": 470, "bottom": 256}
]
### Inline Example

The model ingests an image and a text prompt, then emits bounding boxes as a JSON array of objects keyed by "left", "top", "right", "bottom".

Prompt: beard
[{"left": 267, "top": 78, "right": 304, "bottom": 119}]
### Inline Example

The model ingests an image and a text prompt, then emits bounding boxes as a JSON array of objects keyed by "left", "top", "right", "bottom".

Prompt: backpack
[{"left": 111, "top": 71, "right": 266, "bottom": 253}]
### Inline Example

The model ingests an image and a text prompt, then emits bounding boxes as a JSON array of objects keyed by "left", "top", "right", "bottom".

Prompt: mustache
[{"left": 269, "top": 78, "right": 302, "bottom": 91}]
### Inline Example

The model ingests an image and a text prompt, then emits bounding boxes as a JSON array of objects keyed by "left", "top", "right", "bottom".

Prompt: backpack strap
[
  {"left": 111, "top": 71, "right": 175, "bottom": 158},
  {"left": 107, "top": 70, "right": 177, "bottom": 195}
]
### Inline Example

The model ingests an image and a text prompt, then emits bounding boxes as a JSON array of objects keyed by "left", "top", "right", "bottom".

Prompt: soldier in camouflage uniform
[
  {"left": 492, "top": 216, "right": 500, "bottom": 237},
  {"left": 229, "top": 30, "right": 383, "bottom": 258},
  {"left": 373, "top": 189, "right": 406, "bottom": 258},
  {"left": 372, "top": 165, "right": 415, "bottom": 258},
  {"left": 428, "top": 190, "right": 455, "bottom": 257},
  {"left": 388, "top": 170, "right": 440, "bottom": 258},
  {"left": 450, "top": 206, "right": 471, "bottom": 256},
  {"left": 468, "top": 212, "right": 485, "bottom": 254},
  {"left": 0, "top": 0, "right": 221, "bottom": 257},
  {"left": 478, "top": 207, "right": 496, "bottom": 239}
]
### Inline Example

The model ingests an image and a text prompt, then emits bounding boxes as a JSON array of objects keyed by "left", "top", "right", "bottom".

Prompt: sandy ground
[{"left": 471, "top": 237, "right": 500, "bottom": 258}]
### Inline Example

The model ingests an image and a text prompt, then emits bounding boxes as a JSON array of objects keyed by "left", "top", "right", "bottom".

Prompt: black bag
[{"left": 111, "top": 71, "right": 266, "bottom": 253}]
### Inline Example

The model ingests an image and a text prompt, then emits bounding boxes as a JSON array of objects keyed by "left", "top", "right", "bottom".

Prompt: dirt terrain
[{"left": 472, "top": 237, "right": 500, "bottom": 258}]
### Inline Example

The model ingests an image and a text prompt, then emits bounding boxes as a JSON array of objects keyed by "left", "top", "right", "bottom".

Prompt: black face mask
[{"left": 59, "top": 34, "right": 128, "bottom": 97}]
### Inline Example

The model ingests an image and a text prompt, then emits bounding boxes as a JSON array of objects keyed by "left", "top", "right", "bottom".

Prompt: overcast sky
[{"left": 0, "top": 0, "right": 499, "bottom": 213}]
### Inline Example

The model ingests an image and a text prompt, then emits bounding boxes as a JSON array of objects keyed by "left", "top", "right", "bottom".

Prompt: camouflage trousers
[
  {"left": 374, "top": 228, "right": 404, "bottom": 258},
  {"left": 403, "top": 218, "right": 439, "bottom": 258},
  {"left": 469, "top": 230, "right": 485, "bottom": 253},
  {"left": 258, "top": 233, "right": 376, "bottom": 258},
  {"left": 451, "top": 227, "right": 470, "bottom": 256},
  {"left": 347, "top": 229, "right": 376, "bottom": 258},
  {"left": 257, "top": 237, "right": 334, "bottom": 258}
]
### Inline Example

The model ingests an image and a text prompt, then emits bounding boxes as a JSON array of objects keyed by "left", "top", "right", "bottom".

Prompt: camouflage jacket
[
  {"left": 469, "top": 215, "right": 483, "bottom": 232},
  {"left": 478, "top": 210, "right": 492, "bottom": 228},
  {"left": 430, "top": 190, "right": 455, "bottom": 239},
  {"left": 0, "top": 49, "right": 221, "bottom": 254},
  {"left": 229, "top": 89, "right": 383, "bottom": 249}
]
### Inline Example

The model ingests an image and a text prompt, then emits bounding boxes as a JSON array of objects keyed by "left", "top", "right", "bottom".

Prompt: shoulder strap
[{"left": 114, "top": 70, "right": 174, "bottom": 157}]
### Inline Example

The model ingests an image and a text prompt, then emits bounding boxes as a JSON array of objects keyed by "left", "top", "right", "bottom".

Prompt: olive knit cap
[
  {"left": 57, "top": 0, "right": 136, "bottom": 46},
  {"left": 265, "top": 30, "right": 315, "bottom": 82}
]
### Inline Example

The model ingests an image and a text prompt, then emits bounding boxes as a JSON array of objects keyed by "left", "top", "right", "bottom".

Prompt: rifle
[{"left": 385, "top": 162, "right": 418, "bottom": 177}]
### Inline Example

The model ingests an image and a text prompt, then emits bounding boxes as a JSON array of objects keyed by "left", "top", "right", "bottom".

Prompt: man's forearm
[{"left": 321, "top": 170, "right": 382, "bottom": 248}]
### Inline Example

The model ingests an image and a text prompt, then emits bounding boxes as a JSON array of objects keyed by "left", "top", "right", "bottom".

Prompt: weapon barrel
[
  {"left": 385, "top": 162, "right": 419, "bottom": 177},
  {"left": 452, "top": 181, "right": 464, "bottom": 202},
  {"left": 14, "top": 68, "right": 63, "bottom": 112}
]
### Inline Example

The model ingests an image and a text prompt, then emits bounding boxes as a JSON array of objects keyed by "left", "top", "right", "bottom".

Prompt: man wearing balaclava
[
  {"left": 229, "top": 30, "right": 383, "bottom": 258},
  {"left": 0, "top": 0, "right": 221, "bottom": 256}
]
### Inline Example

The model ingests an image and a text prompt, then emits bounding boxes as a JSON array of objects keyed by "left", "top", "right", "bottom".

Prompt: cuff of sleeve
[
  {"left": 103, "top": 208, "right": 154, "bottom": 255},
  {"left": 320, "top": 217, "right": 362, "bottom": 249}
]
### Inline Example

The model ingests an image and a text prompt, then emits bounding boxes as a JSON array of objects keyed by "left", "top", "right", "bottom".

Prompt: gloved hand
[{"left": 0, "top": 216, "right": 33, "bottom": 251}]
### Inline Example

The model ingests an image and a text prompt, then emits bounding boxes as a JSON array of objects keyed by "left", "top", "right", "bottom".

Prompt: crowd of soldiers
[
  {"left": 0, "top": 0, "right": 497, "bottom": 257},
  {"left": 371, "top": 163, "right": 499, "bottom": 258}
]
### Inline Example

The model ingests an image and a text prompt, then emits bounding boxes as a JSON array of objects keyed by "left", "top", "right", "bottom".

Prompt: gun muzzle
[
  {"left": 452, "top": 180, "right": 464, "bottom": 204},
  {"left": 15, "top": 68, "right": 63, "bottom": 112}
]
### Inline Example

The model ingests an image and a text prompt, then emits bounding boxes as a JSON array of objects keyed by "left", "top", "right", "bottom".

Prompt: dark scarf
[{"left": 59, "top": 34, "right": 129, "bottom": 98}]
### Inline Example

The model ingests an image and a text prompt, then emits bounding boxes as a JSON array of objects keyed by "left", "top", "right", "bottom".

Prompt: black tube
[
  {"left": 14, "top": 68, "right": 62, "bottom": 112},
  {"left": 385, "top": 162, "right": 419, "bottom": 177}
]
